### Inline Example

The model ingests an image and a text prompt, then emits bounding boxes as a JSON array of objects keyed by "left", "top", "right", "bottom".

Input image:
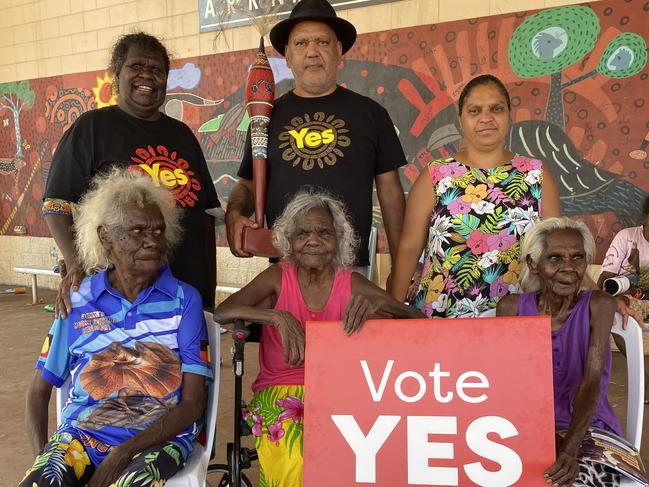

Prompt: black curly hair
[{"left": 109, "top": 32, "right": 170, "bottom": 87}]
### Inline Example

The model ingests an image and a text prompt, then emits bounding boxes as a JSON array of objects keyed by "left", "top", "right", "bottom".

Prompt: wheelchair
[{"left": 207, "top": 319, "right": 261, "bottom": 487}]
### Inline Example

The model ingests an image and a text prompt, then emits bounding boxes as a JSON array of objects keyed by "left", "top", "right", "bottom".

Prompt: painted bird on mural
[
  {"left": 609, "top": 47, "right": 634, "bottom": 71},
  {"left": 532, "top": 32, "right": 565, "bottom": 60},
  {"left": 507, "top": 120, "right": 648, "bottom": 226}
]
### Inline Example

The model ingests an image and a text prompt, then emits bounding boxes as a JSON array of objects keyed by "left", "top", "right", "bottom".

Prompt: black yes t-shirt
[
  {"left": 238, "top": 86, "right": 406, "bottom": 265},
  {"left": 45, "top": 106, "right": 219, "bottom": 306}
]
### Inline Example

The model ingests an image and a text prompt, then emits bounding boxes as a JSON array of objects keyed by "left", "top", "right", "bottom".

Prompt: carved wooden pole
[{"left": 242, "top": 37, "right": 279, "bottom": 257}]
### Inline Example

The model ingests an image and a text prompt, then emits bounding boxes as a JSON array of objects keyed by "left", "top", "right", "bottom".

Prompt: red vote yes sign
[{"left": 304, "top": 316, "right": 555, "bottom": 486}]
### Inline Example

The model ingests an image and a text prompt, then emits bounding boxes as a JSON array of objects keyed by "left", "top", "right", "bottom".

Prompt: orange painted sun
[{"left": 92, "top": 73, "right": 117, "bottom": 108}]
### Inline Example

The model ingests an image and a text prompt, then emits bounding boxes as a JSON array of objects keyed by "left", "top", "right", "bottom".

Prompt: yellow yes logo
[
  {"left": 138, "top": 163, "right": 189, "bottom": 187},
  {"left": 279, "top": 112, "right": 349, "bottom": 170},
  {"left": 288, "top": 128, "right": 335, "bottom": 149}
]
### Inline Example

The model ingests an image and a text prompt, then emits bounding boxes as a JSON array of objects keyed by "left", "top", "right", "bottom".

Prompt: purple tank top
[
  {"left": 252, "top": 262, "right": 352, "bottom": 393},
  {"left": 517, "top": 291, "right": 621, "bottom": 435}
]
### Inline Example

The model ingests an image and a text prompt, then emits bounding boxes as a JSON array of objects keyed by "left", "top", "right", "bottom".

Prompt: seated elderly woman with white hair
[
  {"left": 21, "top": 168, "right": 211, "bottom": 487},
  {"left": 497, "top": 217, "right": 623, "bottom": 487},
  {"left": 214, "top": 189, "right": 424, "bottom": 487}
]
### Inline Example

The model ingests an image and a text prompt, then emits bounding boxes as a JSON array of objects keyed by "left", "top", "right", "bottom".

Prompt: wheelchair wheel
[{"left": 206, "top": 464, "right": 253, "bottom": 487}]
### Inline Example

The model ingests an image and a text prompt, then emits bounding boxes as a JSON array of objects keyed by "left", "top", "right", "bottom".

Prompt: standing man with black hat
[{"left": 226, "top": 0, "right": 406, "bottom": 277}]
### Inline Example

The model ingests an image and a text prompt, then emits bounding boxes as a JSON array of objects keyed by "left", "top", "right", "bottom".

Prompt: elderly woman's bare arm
[
  {"left": 214, "top": 265, "right": 305, "bottom": 366},
  {"left": 344, "top": 273, "right": 425, "bottom": 333},
  {"left": 25, "top": 371, "right": 53, "bottom": 456},
  {"left": 352, "top": 273, "right": 425, "bottom": 317},
  {"left": 213, "top": 265, "right": 283, "bottom": 324},
  {"left": 544, "top": 291, "right": 616, "bottom": 487},
  {"left": 88, "top": 372, "right": 206, "bottom": 487}
]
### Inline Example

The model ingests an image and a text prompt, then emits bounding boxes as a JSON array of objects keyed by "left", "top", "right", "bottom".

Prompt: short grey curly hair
[
  {"left": 74, "top": 167, "right": 182, "bottom": 273},
  {"left": 519, "top": 217, "right": 596, "bottom": 292},
  {"left": 272, "top": 189, "right": 358, "bottom": 268}
]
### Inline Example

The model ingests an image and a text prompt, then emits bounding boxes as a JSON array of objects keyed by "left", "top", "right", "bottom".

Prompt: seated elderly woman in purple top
[{"left": 497, "top": 217, "right": 622, "bottom": 487}]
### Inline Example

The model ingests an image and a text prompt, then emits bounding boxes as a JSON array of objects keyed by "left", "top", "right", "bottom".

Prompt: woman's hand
[
  {"left": 406, "top": 265, "right": 423, "bottom": 302},
  {"left": 55, "top": 264, "right": 85, "bottom": 319},
  {"left": 344, "top": 295, "right": 380, "bottom": 335},
  {"left": 544, "top": 450, "right": 580, "bottom": 486},
  {"left": 272, "top": 310, "right": 305, "bottom": 367},
  {"left": 614, "top": 295, "right": 644, "bottom": 329}
]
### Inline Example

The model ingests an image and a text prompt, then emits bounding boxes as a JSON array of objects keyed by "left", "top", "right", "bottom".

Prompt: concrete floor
[{"left": 1, "top": 288, "right": 647, "bottom": 486}]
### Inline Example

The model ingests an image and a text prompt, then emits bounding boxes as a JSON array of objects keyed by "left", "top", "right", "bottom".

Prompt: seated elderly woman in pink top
[
  {"left": 214, "top": 189, "right": 423, "bottom": 487},
  {"left": 498, "top": 217, "right": 622, "bottom": 487}
]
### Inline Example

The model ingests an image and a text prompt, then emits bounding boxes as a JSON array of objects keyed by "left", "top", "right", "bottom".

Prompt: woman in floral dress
[{"left": 390, "top": 74, "right": 561, "bottom": 317}]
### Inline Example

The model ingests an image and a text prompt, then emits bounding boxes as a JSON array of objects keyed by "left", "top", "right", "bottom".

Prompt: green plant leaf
[
  {"left": 478, "top": 206, "right": 505, "bottom": 234},
  {"left": 456, "top": 255, "right": 480, "bottom": 289},
  {"left": 163, "top": 444, "right": 182, "bottom": 466},
  {"left": 452, "top": 214, "right": 480, "bottom": 238},
  {"left": 504, "top": 174, "right": 529, "bottom": 201}
]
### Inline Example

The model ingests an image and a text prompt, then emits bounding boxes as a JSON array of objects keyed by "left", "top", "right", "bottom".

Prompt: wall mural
[{"left": 0, "top": 0, "right": 647, "bottom": 261}]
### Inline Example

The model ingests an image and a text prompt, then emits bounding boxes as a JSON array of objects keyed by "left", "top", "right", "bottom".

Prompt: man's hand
[
  {"left": 544, "top": 450, "right": 580, "bottom": 487},
  {"left": 88, "top": 445, "right": 132, "bottom": 487},
  {"left": 225, "top": 211, "right": 258, "bottom": 258},
  {"left": 272, "top": 310, "right": 305, "bottom": 367},
  {"left": 56, "top": 264, "right": 85, "bottom": 319}
]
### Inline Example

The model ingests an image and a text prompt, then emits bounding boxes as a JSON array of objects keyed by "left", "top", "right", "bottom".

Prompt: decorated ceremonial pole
[{"left": 242, "top": 36, "right": 279, "bottom": 257}]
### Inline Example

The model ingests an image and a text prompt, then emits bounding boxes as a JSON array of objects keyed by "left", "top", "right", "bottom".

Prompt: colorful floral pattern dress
[
  {"left": 243, "top": 385, "right": 304, "bottom": 487},
  {"left": 414, "top": 155, "right": 543, "bottom": 318}
]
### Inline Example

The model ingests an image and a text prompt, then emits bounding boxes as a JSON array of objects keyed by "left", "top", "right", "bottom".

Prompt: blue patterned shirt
[{"left": 36, "top": 266, "right": 212, "bottom": 464}]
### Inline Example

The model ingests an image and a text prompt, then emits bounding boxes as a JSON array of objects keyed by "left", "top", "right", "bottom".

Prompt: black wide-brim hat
[{"left": 270, "top": 0, "right": 357, "bottom": 55}]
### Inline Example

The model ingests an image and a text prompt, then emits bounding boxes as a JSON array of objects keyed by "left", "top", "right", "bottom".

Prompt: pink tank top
[{"left": 252, "top": 262, "right": 352, "bottom": 392}]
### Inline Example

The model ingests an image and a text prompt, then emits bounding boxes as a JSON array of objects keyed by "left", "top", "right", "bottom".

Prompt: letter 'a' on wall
[{"left": 304, "top": 317, "right": 554, "bottom": 486}]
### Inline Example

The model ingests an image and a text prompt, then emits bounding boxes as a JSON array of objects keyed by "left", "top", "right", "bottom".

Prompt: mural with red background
[{"left": 0, "top": 0, "right": 647, "bottom": 261}]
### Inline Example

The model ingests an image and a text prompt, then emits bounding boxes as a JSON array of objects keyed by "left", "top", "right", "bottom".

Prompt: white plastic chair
[
  {"left": 611, "top": 314, "right": 645, "bottom": 487},
  {"left": 167, "top": 311, "right": 220, "bottom": 486},
  {"left": 612, "top": 313, "right": 644, "bottom": 451},
  {"left": 56, "top": 311, "right": 220, "bottom": 487}
]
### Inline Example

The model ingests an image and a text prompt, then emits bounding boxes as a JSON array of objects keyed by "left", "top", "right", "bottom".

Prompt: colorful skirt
[{"left": 243, "top": 385, "right": 304, "bottom": 487}]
